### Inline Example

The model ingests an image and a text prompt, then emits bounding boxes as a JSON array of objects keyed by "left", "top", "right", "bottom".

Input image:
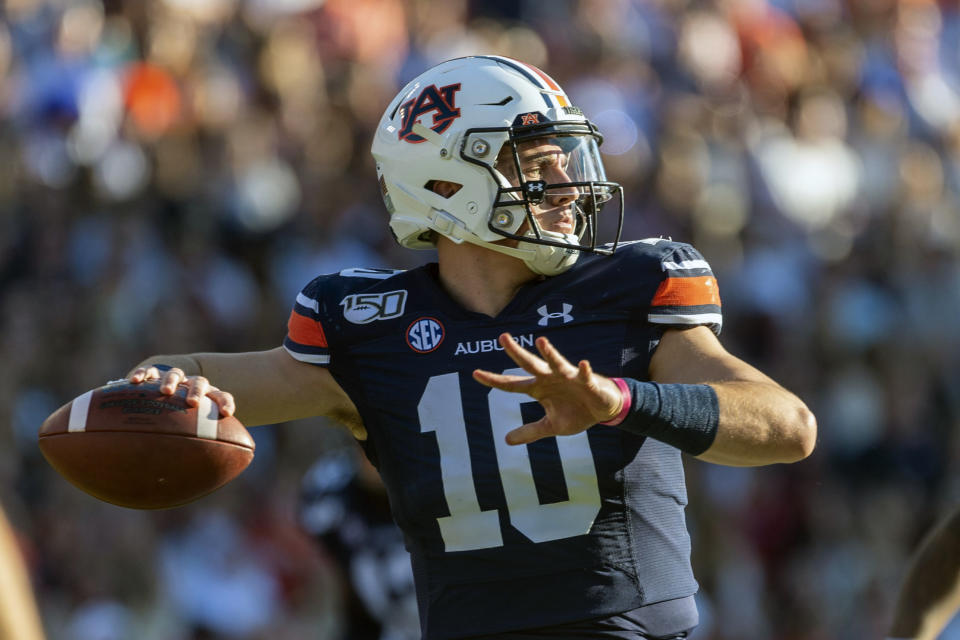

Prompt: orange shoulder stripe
[
  {"left": 287, "top": 310, "right": 328, "bottom": 348},
  {"left": 651, "top": 275, "right": 721, "bottom": 308}
]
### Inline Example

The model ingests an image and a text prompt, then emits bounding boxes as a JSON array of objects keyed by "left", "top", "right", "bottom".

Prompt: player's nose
[{"left": 545, "top": 166, "right": 579, "bottom": 207}]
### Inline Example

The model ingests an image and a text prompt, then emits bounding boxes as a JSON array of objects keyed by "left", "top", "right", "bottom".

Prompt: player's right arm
[{"left": 127, "top": 348, "right": 364, "bottom": 438}]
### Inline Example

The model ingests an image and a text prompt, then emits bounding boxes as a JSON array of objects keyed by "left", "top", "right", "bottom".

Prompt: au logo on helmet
[
  {"left": 398, "top": 83, "right": 461, "bottom": 143},
  {"left": 515, "top": 112, "right": 543, "bottom": 126}
]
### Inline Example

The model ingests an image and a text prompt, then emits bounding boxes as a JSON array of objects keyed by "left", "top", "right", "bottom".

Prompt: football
[
  {"left": 344, "top": 303, "right": 381, "bottom": 324},
  {"left": 38, "top": 380, "right": 255, "bottom": 509}
]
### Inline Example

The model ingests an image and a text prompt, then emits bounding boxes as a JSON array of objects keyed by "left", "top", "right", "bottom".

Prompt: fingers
[
  {"left": 128, "top": 366, "right": 154, "bottom": 384},
  {"left": 499, "top": 333, "right": 550, "bottom": 376},
  {"left": 208, "top": 390, "right": 236, "bottom": 417},
  {"left": 475, "top": 334, "right": 574, "bottom": 390},
  {"left": 535, "top": 336, "right": 576, "bottom": 377},
  {"left": 472, "top": 368, "right": 534, "bottom": 392},
  {"left": 577, "top": 360, "right": 593, "bottom": 383},
  {"left": 125, "top": 367, "right": 234, "bottom": 416},
  {"left": 184, "top": 378, "right": 235, "bottom": 415},
  {"left": 505, "top": 419, "right": 551, "bottom": 446},
  {"left": 479, "top": 335, "right": 602, "bottom": 446},
  {"left": 497, "top": 334, "right": 578, "bottom": 379},
  {"left": 128, "top": 366, "right": 185, "bottom": 393},
  {"left": 156, "top": 369, "right": 185, "bottom": 394},
  {"left": 185, "top": 376, "right": 211, "bottom": 406}
]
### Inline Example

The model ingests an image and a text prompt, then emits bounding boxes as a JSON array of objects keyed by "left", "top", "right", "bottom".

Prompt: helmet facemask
[{"left": 460, "top": 120, "right": 624, "bottom": 274}]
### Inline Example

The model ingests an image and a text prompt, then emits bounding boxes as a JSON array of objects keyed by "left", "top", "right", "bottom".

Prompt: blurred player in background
[
  {"left": 888, "top": 504, "right": 960, "bottom": 640},
  {"left": 0, "top": 504, "right": 45, "bottom": 640},
  {"left": 126, "top": 56, "right": 816, "bottom": 638},
  {"left": 299, "top": 447, "right": 419, "bottom": 640}
]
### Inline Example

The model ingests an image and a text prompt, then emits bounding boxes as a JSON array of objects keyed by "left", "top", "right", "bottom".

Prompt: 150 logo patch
[{"left": 340, "top": 290, "right": 408, "bottom": 324}]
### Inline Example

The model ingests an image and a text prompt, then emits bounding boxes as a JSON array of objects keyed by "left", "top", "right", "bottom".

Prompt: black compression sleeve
[{"left": 611, "top": 379, "right": 720, "bottom": 456}]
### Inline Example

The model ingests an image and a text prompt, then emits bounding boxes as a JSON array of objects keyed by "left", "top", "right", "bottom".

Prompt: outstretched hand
[
  {"left": 127, "top": 366, "right": 236, "bottom": 417},
  {"left": 472, "top": 333, "right": 623, "bottom": 445}
]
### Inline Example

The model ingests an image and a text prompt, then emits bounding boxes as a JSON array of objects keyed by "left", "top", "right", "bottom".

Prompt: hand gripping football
[{"left": 38, "top": 381, "right": 255, "bottom": 509}]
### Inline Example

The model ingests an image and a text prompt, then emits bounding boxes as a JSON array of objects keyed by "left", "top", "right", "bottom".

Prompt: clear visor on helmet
[
  {"left": 490, "top": 134, "right": 623, "bottom": 253},
  {"left": 495, "top": 135, "right": 609, "bottom": 196}
]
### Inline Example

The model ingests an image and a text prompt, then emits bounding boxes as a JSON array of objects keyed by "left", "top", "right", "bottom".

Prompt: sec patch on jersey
[{"left": 38, "top": 381, "right": 254, "bottom": 509}]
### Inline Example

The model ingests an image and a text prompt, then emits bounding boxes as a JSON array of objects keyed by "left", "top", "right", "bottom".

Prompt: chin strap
[
  {"left": 523, "top": 233, "right": 581, "bottom": 275},
  {"left": 440, "top": 220, "right": 581, "bottom": 276},
  {"left": 428, "top": 182, "right": 583, "bottom": 274}
]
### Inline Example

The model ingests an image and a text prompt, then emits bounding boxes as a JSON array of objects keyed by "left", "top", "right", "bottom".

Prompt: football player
[{"left": 126, "top": 56, "right": 817, "bottom": 638}]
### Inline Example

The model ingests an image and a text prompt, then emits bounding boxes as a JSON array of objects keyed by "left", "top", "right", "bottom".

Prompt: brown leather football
[{"left": 38, "top": 380, "right": 255, "bottom": 509}]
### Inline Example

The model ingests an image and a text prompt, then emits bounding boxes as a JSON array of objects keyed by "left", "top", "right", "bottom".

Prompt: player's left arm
[
  {"left": 474, "top": 328, "right": 815, "bottom": 467},
  {"left": 648, "top": 325, "right": 816, "bottom": 466}
]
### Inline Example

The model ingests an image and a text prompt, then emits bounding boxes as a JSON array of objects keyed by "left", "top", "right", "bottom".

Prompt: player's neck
[{"left": 435, "top": 237, "right": 540, "bottom": 317}]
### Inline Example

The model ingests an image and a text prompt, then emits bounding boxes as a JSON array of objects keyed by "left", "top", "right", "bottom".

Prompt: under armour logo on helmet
[
  {"left": 537, "top": 303, "right": 574, "bottom": 326},
  {"left": 525, "top": 180, "right": 547, "bottom": 204}
]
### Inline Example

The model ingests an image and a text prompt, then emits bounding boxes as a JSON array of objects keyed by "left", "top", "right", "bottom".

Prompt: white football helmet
[{"left": 371, "top": 55, "right": 623, "bottom": 276}]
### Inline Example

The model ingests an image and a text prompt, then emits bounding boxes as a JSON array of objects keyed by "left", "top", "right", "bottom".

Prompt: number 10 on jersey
[{"left": 418, "top": 371, "right": 602, "bottom": 552}]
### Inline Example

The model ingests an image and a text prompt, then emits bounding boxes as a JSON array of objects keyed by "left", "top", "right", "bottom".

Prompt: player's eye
[{"left": 522, "top": 155, "right": 559, "bottom": 180}]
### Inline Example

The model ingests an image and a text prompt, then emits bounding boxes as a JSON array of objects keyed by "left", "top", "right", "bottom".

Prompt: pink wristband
[{"left": 600, "top": 377, "right": 632, "bottom": 426}]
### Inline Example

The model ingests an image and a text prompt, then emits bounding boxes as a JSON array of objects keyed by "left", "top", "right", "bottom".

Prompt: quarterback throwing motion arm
[{"left": 127, "top": 348, "right": 366, "bottom": 439}]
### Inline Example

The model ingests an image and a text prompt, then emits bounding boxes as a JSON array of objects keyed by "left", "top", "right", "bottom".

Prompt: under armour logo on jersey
[
  {"left": 398, "top": 83, "right": 461, "bottom": 144},
  {"left": 537, "top": 303, "right": 573, "bottom": 326}
]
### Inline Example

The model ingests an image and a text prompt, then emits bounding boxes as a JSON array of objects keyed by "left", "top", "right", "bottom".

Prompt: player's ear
[{"left": 426, "top": 180, "right": 462, "bottom": 198}]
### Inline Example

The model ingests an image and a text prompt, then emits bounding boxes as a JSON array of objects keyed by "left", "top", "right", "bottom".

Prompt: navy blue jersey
[{"left": 283, "top": 240, "right": 722, "bottom": 639}]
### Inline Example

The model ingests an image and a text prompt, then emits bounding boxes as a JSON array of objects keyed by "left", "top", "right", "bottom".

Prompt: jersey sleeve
[
  {"left": 283, "top": 277, "right": 332, "bottom": 366},
  {"left": 647, "top": 243, "right": 722, "bottom": 334}
]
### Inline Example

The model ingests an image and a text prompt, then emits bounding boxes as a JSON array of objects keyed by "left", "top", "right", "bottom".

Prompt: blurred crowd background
[{"left": 1, "top": 0, "right": 959, "bottom": 638}]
